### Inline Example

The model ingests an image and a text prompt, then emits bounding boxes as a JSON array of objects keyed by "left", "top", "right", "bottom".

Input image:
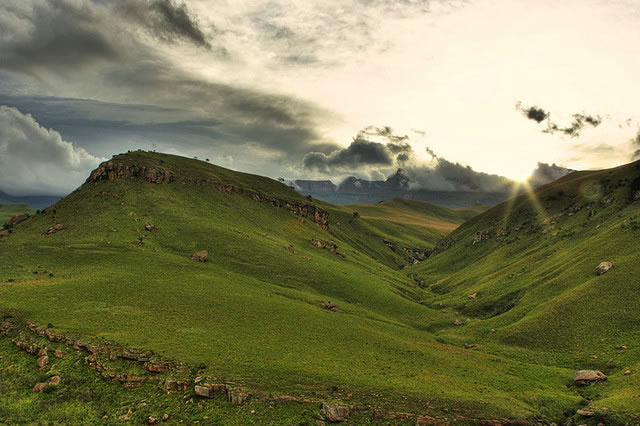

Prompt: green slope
[
  {"left": 411, "top": 160, "right": 640, "bottom": 422},
  {"left": 0, "top": 151, "right": 638, "bottom": 424},
  {"left": 0, "top": 203, "right": 35, "bottom": 224}
]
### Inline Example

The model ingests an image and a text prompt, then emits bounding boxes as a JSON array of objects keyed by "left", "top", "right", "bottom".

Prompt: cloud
[
  {"left": 632, "top": 128, "right": 640, "bottom": 160},
  {"left": 526, "top": 162, "right": 574, "bottom": 187},
  {"left": 115, "top": 0, "right": 212, "bottom": 48},
  {"left": 0, "top": 106, "right": 104, "bottom": 196},
  {"left": 516, "top": 102, "right": 602, "bottom": 137},
  {"left": 303, "top": 126, "right": 412, "bottom": 173}
]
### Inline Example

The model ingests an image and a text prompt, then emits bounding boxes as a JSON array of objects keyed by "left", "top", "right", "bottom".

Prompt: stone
[
  {"left": 489, "top": 329, "right": 496, "bottom": 334},
  {"left": 468, "top": 293, "right": 477, "bottom": 300},
  {"left": 322, "top": 302, "right": 340, "bottom": 312},
  {"left": 144, "top": 223, "right": 157, "bottom": 232},
  {"left": 0, "top": 230, "right": 9, "bottom": 238},
  {"left": 55, "top": 350, "right": 66, "bottom": 358},
  {"left": 454, "top": 319, "right": 464, "bottom": 326},
  {"left": 320, "top": 402, "right": 349, "bottom": 422},
  {"left": 463, "top": 343, "right": 478, "bottom": 349},
  {"left": 45, "top": 224, "right": 65, "bottom": 235},
  {"left": 576, "top": 409, "right": 595, "bottom": 417},
  {"left": 574, "top": 370, "right": 608, "bottom": 386},
  {"left": 311, "top": 239, "right": 326, "bottom": 249},
  {"left": 596, "top": 261, "right": 612, "bottom": 275},
  {"left": 8, "top": 213, "right": 30, "bottom": 226},
  {"left": 191, "top": 250, "right": 208, "bottom": 262},
  {"left": 145, "top": 362, "right": 168, "bottom": 373},
  {"left": 48, "top": 376, "right": 61, "bottom": 386},
  {"left": 195, "top": 384, "right": 227, "bottom": 398},
  {"left": 164, "top": 379, "right": 178, "bottom": 392},
  {"left": 624, "top": 370, "right": 632, "bottom": 376},
  {"left": 148, "top": 416, "right": 159, "bottom": 424},
  {"left": 37, "top": 355, "right": 49, "bottom": 370},
  {"left": 227, "top": 389, "right": 250, "bottom": 404},
  {"left": 32, "top": 383, "right": 46, "bottom": 393},
  {"left": 615, "top": 345, "right": 627, "bottom": 350}
]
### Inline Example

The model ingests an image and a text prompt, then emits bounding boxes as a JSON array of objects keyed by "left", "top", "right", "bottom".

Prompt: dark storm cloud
[
  {"left": 0, "top": 0, "right": 120, "bottom": 74},
  {"left": 516, "top": 102, "right": 602, "bottom": 138},
  {"left": 526, "top": 162, "right": 574, "bottom": 187},
  {"left": 303, "top": 126, "right": 412, "bottom": 173},
  {"left": 115, "top": 0, "right": 212, "bottom": 48}
]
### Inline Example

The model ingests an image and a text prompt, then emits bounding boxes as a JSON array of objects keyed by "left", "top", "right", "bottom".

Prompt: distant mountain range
[
  {"left": 291, "top": 169, "right": 511, "bottom": 208},
  {"left": 0, "top": 191, "right": 60, "bottom": 210}
]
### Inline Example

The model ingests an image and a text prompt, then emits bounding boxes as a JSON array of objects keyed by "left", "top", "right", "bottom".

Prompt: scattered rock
[
  {"left": 284, "top": 244, "right": 296, "bottom": 253},
  {"left": 8, "top": 213, "right": 30, "bottom": 226},
  {"left": 615, "top": 345, "right": 627, "bottom": 350},
  {"left": 48, "top": 376, "right": 61, "bottom": 386},
  {"left": 464, "top": 343, "right": 478, "bottom": 349},
  {"left": 322, "top": 302, "right": 341, "bottom": 312},
  {"left": 576, "top": 409, "right": 595, "bottom": 417},
  {"left": 596, "top": 261, "right": 612, "bottom": 275},
  {"left": 468, "top": 293, "right": 477, "bottom": 300},
  {"left": 227, "top": 389, "right": 250, "bottom": 404},
  {"left": 454, "top": 319, "right": 464, "bottom": 326},
  {"left": 191, "top": 250, "right": 208, "bottom": 262},
  {"left": 574, "top": 370, "right": 608, "bottom": 386},
  {"left": 590, "top": 354, "right": 599, "bottom": 359},
  {"left": 489, "top": 329, "right": 496, "bottom": 334},
  {"left": 118, "top": 409, "right": 133, "bottom": 421},
  {"left": 144, "top": 223, "right": 157, "bottom": 232},
  {"left": 32, "top": 383, "right": 46, "bottom": 393},
  {"left": 148, "top": 416, "right": 159, "bottom": 424},
  {"left": 624, "top": 370, "right": 632, "bottom": 376},
  {"left": 145, "top": 362, "right": 168, "bottom": 373},
  {"left": 320, "top": 402, "right": 349, "bottom": 422},
  {"left": 37, "top": 355, "right": 49, "bottom": 370},
  {"left": 45, "top": 224, "right": 65, "bottom": 235},
  {"left": 0, "top": 230, "right": 9, "bottom": 238},
  {"left": 194, "top": 383, "right": 227, "bottom": 398}
]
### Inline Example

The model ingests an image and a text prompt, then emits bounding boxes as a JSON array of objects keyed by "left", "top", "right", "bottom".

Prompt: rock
[
  {"left": 576, "top": 409, "right": 595, "bottom": 417},
  {"left": 145, "top": 362, "right": 168, "bottom": 373},
  {"left": 191, "top": 250, "right": 208, "bottom": 262},
  {"left": 227, "top": 389, "right": 250, "bottom": 404},
  {"left": 0, "top": 230, "right": 9, "bottom": 238},
  {"left": 55, "top": 350, "right": 66, "bottom": 358},
  {"left": 454, "top": 319, "right": 464, "bottom": 326},
  {"left": 615, "top": 345, "right": 627, "bottom": 350},
  {"left": 194, "top": 383, "right": 227, "bottom": 398},
  {"left": 489, "top": 329, "right": 496, "bottom": 334},
  {"left": 118, "top": 409, "right": 133, "bottom": 421},
  {"left": 164, "top": 379, "right": 178, "bottom": 392},
  {"left": 37, "top": 355, "right": 49, "bottom": 370},
  {"left": 320, "top": 402, "right": 349, "bottom": 422},
  {"left": 32, "top": 383, "right": 46, "bottom": 393},
  {"left": 144, "top": 223, "right": 157, "bottom": 232},
  {"left": 48, "top": 376, "right": 61, "bottom": 386},
  {"left": 148, "top": 416, "right": 159, "bottom": 424},
  {"left": 8, "top": 213, "right": 30, "bottom": 226},
  {"left": 284, "top": 244, "right": 295, "bottom": 253},
  {"left": 45, "top": 224, "right": 65, "bottom": 235},
  {"left": 322, "top": 302, "right": 340, "bottom": 312},
  {"left": 468, "top": 293, "right": 477, "bottom": 300},
  {"left": 574, "top": 370, "right": 608, "bottom": 386},
  {"left": 464, "top": 343, "right": 478, "bottom": 349},
  {"left": 596, "top": 261, "right": 612, "bottom": 275},
  {"left": 624, "top": 370, "right": 632, "bottom": 375}
]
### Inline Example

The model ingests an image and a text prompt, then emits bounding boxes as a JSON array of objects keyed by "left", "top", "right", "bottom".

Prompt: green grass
[
  {"left": 1, "top": 151, "right": 639, "bottom": 424},
  {"left": 0, "top": 203, "right": 35, "bottom": 225}
]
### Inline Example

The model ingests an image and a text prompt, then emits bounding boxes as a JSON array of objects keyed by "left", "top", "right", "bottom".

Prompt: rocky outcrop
[
  {"left": 8, "top": 213, "right": 30, "bottom": 227},
  {"left": 472, "top": 231, "right": 493, "bottom": 245},
  {"left": 596, "top": 261, "right": 612, "bottom": 275},
  {"left": 88, "top": 162, "right": 175, "bottom": 184},
  {"left": 45, "top": 224, "right": 65, "bottom": 235},
  {"left": 574, "top": 370, "right": 607, "bottom": 386},
  {"left": 88, "top": 161, "right": 330, "bottom": 230}
]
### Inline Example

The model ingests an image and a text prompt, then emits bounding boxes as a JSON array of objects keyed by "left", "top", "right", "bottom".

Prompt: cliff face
[{"left": 87, "top": 161, "right": 329, "bottom": 230}]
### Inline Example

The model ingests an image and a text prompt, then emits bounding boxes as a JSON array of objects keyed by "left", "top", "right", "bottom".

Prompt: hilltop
[{"left": 0, "top": 151, "right": 639, "bottom": 424}]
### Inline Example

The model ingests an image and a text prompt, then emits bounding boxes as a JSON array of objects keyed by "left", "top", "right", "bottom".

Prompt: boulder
[
  {"left": 32, "top": 383, "right": 46, "bottom": 393},
  {"left": 320, "top": 402, "right": 349, "bottom": 422},
  {"left": 468, "top": 293, "right": 477, "bottom": 300},
  {"left": 574, "top": 370, "right": 607, "bottom": 386},
  {"left": 454, "top": 319, "right": 464, "bottom": 326},
  {"left": 8, "top": 213, "right": 29, "bottom": 226},
  {"left": 37, "top": 355, "right": 49, "bottom": 370},
  {"left": 45, "top": 224, "right": 65, "bottom": 235},
  {"left": 322, "top": 302, "right": 340, "bottom": 312},
  {"left": 195, "top": 383, "right": 227, "bottom": 398},
  {"left": 48, "top": 376, "right": 61, "bottom": 386},
  {"left": 227, "top": 389, "right": 250, "bottom": 404},
  {"left": 0, "top": 230, "right": 9, "bottom": 238},
  {"left": 624, "top": 370, "right": 632, "bottom": 376},
  {"left": 596, "top": 261, "right": 612, "bottom": 275},
  {"left": 576, "top": 409, "right": 595, "bottom": 417},
  {"left": 144, "top": 223, "right": 157, "bottom": 232},
  {"left": 191, "top": 250, "right": 208, "bottom": 262}
]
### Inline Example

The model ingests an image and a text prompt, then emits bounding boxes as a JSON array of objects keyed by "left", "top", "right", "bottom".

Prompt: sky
[{"left": 1, "top": 0, "right": 640, "bottom": 196}]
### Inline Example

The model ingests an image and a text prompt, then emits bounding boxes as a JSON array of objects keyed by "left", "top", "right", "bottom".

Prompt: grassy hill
[
  {"left": 0, "top": 151, "right": 638, "bottom": 424},
  {"left": 0, "top": 203, "right": 35, "bottom": 224}
]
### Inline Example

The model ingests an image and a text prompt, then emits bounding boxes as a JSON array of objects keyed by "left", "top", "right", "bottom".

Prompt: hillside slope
[
  {"left": 0, "top": 151, "right": 638, "bottom": 424},
  {"left": 411, "top": 160, "right": 640, "bottom": 421}
]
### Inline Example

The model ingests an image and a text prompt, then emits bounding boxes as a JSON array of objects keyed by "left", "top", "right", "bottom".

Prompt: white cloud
[{"left": 0, "top": 106, "right": 105, "bottom": 196}]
